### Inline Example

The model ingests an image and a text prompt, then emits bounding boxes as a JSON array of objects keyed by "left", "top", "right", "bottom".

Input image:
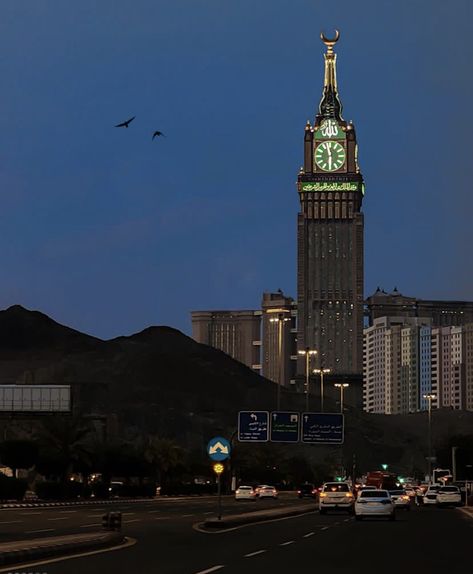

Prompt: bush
[
  {"left": 0, "top": 474, "right": 28, "bottom": 501},
  {"left": 35, "top": 481, "right": 91, "bottom": 500}
]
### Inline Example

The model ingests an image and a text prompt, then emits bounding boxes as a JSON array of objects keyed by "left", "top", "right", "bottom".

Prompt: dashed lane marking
[
  {"left": 154, "top": 516, "right": 171, "bottom": 520},
  {"left": 47, "top": 517, "right": 70, "bottom": 521},
  {"left": 182, "top": 514, "right": 195, "bottom": 517},
  {"left": 280, "top": 540, "right": 295, "bottom": 546},
  {"left": 303, "top": 532, "right": 315, "bottom": 538},
  {"left": 22, "top": 512, "right": 42, "bottom": 515},
  {"left": 321, "top": 526, "right": 329, "bottom": 530},
  {"left": 203, "top": 512, "right": 213, "bottom": 515},
  {"left": 244, "top": 550, "right": 267, "bottom": 558},
  {"left": 25, "top": 528, "right": 55, "bottom": 534},
  {"left": 194, "top": 566, "right": 225, "bottom": 574},
  {"left": 122, "top": 512, "right": 136, "bottom": 516},
  {"left": 147, "top": 510, "right": 161, "bottom": 513},
  {"left": 80, "top": 523, "right": 101, "bottom": 528},
  {"left": 123, "top": 519, "right": 141, "bottom": 524},
  {"left": 0, "top": 520, "right": 22, "bottom": 524}
]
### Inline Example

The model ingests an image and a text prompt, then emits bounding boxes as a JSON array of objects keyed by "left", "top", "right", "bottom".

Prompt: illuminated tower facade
[{"left": 297, "top": 31, "right": 364, "bottom": 377}]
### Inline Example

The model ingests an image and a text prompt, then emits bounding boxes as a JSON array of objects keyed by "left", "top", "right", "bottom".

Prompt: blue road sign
[
  {"left": 301, "top": 413, "right": 344, "bottom": 444},
  {"left": 238, "top": 411, "right": 269, "bottom": 442},
  {"left": 207, "top": 436, "right": 231, "bottom": 461},
  {"left": 270, "top": 411, "right": 300, "bottom": 443}
]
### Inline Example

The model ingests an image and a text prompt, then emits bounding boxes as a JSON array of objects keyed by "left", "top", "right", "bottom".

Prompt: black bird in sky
[
  {"left": 152, "top": 131, "right": 166, "bottom": 140},
  {"left": 115, "top": 116, "right": 135, "bottom": 128}
]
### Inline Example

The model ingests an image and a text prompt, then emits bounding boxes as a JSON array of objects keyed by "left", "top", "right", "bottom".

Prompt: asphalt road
[
  {"left": 0, "top": 494, "right": 309, "bottom": 542},
  {"left": 8, "top": 502, "right": 472, "bottom": 574}
]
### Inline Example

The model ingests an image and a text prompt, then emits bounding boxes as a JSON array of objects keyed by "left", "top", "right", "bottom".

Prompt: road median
[
  {"left": 0, "top": 531, "right": 127, "bottom": 568},
  {"left": 202, "top": 502, "right": 316, "bottom": 530}
]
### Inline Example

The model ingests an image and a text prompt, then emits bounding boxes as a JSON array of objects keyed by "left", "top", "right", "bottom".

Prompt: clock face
[{"left": 314, "top": 141, "right": 346, "bottom": 172}]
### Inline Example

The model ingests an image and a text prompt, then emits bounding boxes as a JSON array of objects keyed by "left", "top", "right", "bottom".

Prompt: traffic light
[{"left": 381, "top": 464, "right": 388, "bottom": 471}]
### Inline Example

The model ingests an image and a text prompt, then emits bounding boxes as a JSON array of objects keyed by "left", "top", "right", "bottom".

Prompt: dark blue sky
[{"left": 0, "top": 1, "right": 472, "bottom": 338}]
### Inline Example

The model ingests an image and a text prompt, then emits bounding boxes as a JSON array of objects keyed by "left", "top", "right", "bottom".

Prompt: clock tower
[{"left": 297, "top": 31, "right": 364, "bottom": 379}]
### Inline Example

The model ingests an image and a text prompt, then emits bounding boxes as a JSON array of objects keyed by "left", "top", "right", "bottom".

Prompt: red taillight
[{"left": 297, "top": 490, "right": 301, "bottom": 494}]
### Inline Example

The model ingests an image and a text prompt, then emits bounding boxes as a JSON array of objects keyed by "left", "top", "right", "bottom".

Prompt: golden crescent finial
[{"left": 320, "top": 29, "right": 340, "bottom": 50}]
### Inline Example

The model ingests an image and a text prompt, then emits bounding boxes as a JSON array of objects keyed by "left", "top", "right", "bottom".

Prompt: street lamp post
[
  {"left": 269, "top": 310, "right": 291, "bottom": 410},
  {"left": 334, "top": 383, "right": 349, "bottom": 413},
  {"left": 313, "top": 368, "right": 331, "bottom": 412},
  {"left": 423, "top": 394, "right": 436, "bottom": 483},
  {"left": 298, "top": 348, "right": 317, "bottom": 411}
]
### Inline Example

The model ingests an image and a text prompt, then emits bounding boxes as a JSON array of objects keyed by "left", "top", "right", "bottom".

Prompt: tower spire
[{"left": 319, "top": 30, "right": 343, "bottom": 121}]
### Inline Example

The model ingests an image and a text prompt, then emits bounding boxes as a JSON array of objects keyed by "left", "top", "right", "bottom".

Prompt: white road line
[
  {"left": 58, "top": 510, "right": 77, "bottom": 514},
  {"left": 25, "top": 528, "right": 55, "bottom": 534},
  {"left": 244, "top": 550, "right": 267, "bottom": 558},
  {"left": 122, "top": 512, "right": 136, "bottom": 516},
  {"left": 47, "top": 517, "right": 69, "bottom": 521},
  {"left": 86, "top": 514, "right": 104, "bottom": 518},
  {"left": 154, "top": 516, "right": 170, "bottom": 520},
  {"left": 303, "top": 532, "right": 315, "bottom": 538},
  {"left": 194, "top": 566, "right": 225, "bottom": 574},
  {"left": 22, "top": 512, "right": 42, "bottom": 515},
  {"left": 182, "top": 514, "right": 194, "bottom": 517},
  {"left": 321, "top": 526, "right": 329, "bottom": 530},
  {"left": 203, "top": 512, "right": 213, "bottom": 515},
  {"left": 344, "top": 518, "right": 351, "bottom": 522},
  {"left": 80, "top": 523, "right": 101, "bottom": 528},
  {"left": 123, "top": 519, "right": 141, "bottom": 524},
  {"left": 280, "top": 540, "right": 295, "bottom": 546},
  {"left": 147, "top": 510, "right": 161, "bottom": 513},
  {"left": 0, "top": 520, "right": 22, "bottom": 524}
]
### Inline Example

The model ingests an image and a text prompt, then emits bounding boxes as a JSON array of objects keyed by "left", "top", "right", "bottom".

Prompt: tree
[
  {"left": 144, "top": 436, "right": 185, "bottom": 484},
  {"left": 0, "top": 440, "right": 38, "bottom": 477}
]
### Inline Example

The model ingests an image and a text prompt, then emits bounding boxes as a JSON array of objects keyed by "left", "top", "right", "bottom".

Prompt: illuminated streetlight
[
  {"left": 298, "top": 348, "right": 318, "bottom": 411},
  {"left": 268, "top": 309, "right": 291, "bottom": 410},
  {"left": 313, "top": 368, "right": 331, "bottom": 413},
  {"left": 423, "top": 393, "right": 436, "bottom": 483},
  {"left": 334, "top": 383, "right": 349, "bottom": 413}
]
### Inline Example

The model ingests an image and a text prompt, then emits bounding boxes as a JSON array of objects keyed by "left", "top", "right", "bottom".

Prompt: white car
[
  {"left": 355, "top": 489, "right": 395, "bottom": 521},
  {"left": 437, "top": 486, "right": 462, "bottom": 507},
  {"left": 258, "top": 486, "right": 278, "bottom": 499},
  {"left": 388, "top": 489, "right": 411, "bottom": 510},
  {"left": 356, "top": 486, "right": 377, "bottom": 498},
  {"left": 423, "top": 484, "right": 441, "bottom": 505},
  {"left": 235, "top": 486, "right": 256, "bottom": 500},
  {"left": 319, "top": 482, "right": 354, "bottom": 514}
]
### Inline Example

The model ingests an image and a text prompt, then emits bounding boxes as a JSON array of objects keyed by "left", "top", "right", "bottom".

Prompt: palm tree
[{"left": 143, "top": 436, "right": 185, "bottom": 485}]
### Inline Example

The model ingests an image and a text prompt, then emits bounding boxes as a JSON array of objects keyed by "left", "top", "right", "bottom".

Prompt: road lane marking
[
  {"left": 194, "top": 566, "right": 225, "bottom": 574},
  {"left": 203, "top": 512, "right": 213, "bottom": 515},
  {"left": 244, "top": 550, "right": 267, "bottom": 558},
  {"left": 182, "top": 514, "right": 194, "bottom": 517},
  {"left": 154, "top": 516, "right": 170, "bottom": 520},
  {"left": 0, "top": 520, "right": 22, "bottom": 524},
  {"left": 344, "top": 518, "right": 351, "bottom": 522},
  {"left": 86, "top": 514, "right": 104, "bottom": 518},
  {"left": 25, "top": 528, "right": 55, "bottom": 534},
  {"left": 58, "top": 510, "right": 77, "bottom": 513},
  {"left": 47, "top": 517, "right": 69, "bottom": 521},
  {"left": 303, "top": 532, "right": 315, "bottom": 538},
  {"left": 147, "top": 510, "right": 161, "bottom": 513},
  {"left": 123, "top": 519, "right": 141, "bottom": 524},
  {"left": 321, "top": 526, "right": 329, "bottom": 530},
  {"left": 22, "top": 512, "right": 42, "bottom": 515},
  {"left": 280, "top": 540, "right": 295, "bottom": 546},
  {"left": 80, "top": 523, "right": 101, "bottom": 528},
  {"left": 122, "top": 512, "right": 136, "bottom": 516}
]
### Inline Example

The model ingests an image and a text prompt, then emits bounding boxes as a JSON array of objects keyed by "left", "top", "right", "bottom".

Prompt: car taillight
[
  {"left": 312, "top": 490, "right": 317, "bottom": 494},
  {"left": 297, "top": 490, "right": 301, "bottom": 494},
  {"left": 402, "top": 495, "right": 409, "bottom": 501},
  {"left": 345, "top": 492, "right": 353, "bottom": 498},
  {"left": 236, "top": 490, "right": 240, "bottom": 494}
]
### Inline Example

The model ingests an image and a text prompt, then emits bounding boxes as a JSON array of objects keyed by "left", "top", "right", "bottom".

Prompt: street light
[
  {"left": 298, "top": 348, "right": 318, "bottom": 411},
  {"left": 313, "top": 368, "right": 331, "bottom": 413},
  {"left": 423, "top": 393, "right": 436, "bottom": 484},
  {"left": 268, "top": 310, "right": 291, "bottom": 410},
  {"left": 334, "top": 383, "right": 349, "bottom": 413}
]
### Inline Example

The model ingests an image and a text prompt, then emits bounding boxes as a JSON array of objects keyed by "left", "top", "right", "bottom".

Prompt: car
[
  {"left": 388, "top": 489, "right": 411, "bottom": 510},
  {"left": 404, "top": 486, "right": 416, "bottom": 498},
  {"left": 254, "top": 484, "right": 270, "bottom": 497},
  {"left": 235, "top": 486, "right": 256, "bottom": 500},
  {"left": 437, "top": 485, "right": 462, "bottom": 507},
  {"left": 357, "top": 485, "right": 377, "bottom": 498},
  {"left": 423, "top": 484, "right": 441, "bottom": 505},
  {"left": 319, "top": 482, "right": 354, "bottom": 514},
  {"left": 258, "top": 486, "right": 278, "bottom": 499},
  {"left": 354, "top": 489, "right": 395, "bottom": 521},
  {"left": 297, "top": 483, "right": 317, "bottom": 498}
]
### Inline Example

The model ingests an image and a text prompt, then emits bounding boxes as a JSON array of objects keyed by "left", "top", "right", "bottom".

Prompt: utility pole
[
  {"left": 423, "top": 394, "right": 436, "bottom": 483},
  {"left": 452, "top": 446, "right": 458, "bottom": 482},
  {"left": 313, "top": 368, "right": 331, "bottom": 412},
  {"left": 298, "top": 347, "right": 317, "bottom": 411}
]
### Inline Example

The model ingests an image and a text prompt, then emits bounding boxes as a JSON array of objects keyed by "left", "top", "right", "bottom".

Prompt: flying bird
[
  {"left": 152, "top": 131, "right": 166, "bottom": 140},
  {"left": 115, "top": 116, "right": 135, "bottom": 128}
]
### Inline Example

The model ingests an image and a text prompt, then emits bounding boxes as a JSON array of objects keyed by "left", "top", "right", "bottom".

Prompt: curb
[
  {"left": 204, "top": 504, "right": 316, "bottom": 530},
  {"left": 0, "top": 498, "right": 154, "bottom": 509},
  {"left": 0, "top": 532, "right": 125, "bottom": 567},
  {"left": 458, "top": 507, "right": 473, "bottom": 519}
]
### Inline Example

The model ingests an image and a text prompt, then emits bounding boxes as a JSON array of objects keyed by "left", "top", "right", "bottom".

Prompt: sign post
[
  {"left": 270, "top": 412, "right": 300, "bottom": 443},
  {"left": 213, "top": 463, "right": 224, "bottom": 520}
]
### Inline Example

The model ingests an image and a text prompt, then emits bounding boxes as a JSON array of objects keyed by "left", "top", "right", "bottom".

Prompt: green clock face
[{"left": 315, "top": 141, "right": 346, "bottom": 172}]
